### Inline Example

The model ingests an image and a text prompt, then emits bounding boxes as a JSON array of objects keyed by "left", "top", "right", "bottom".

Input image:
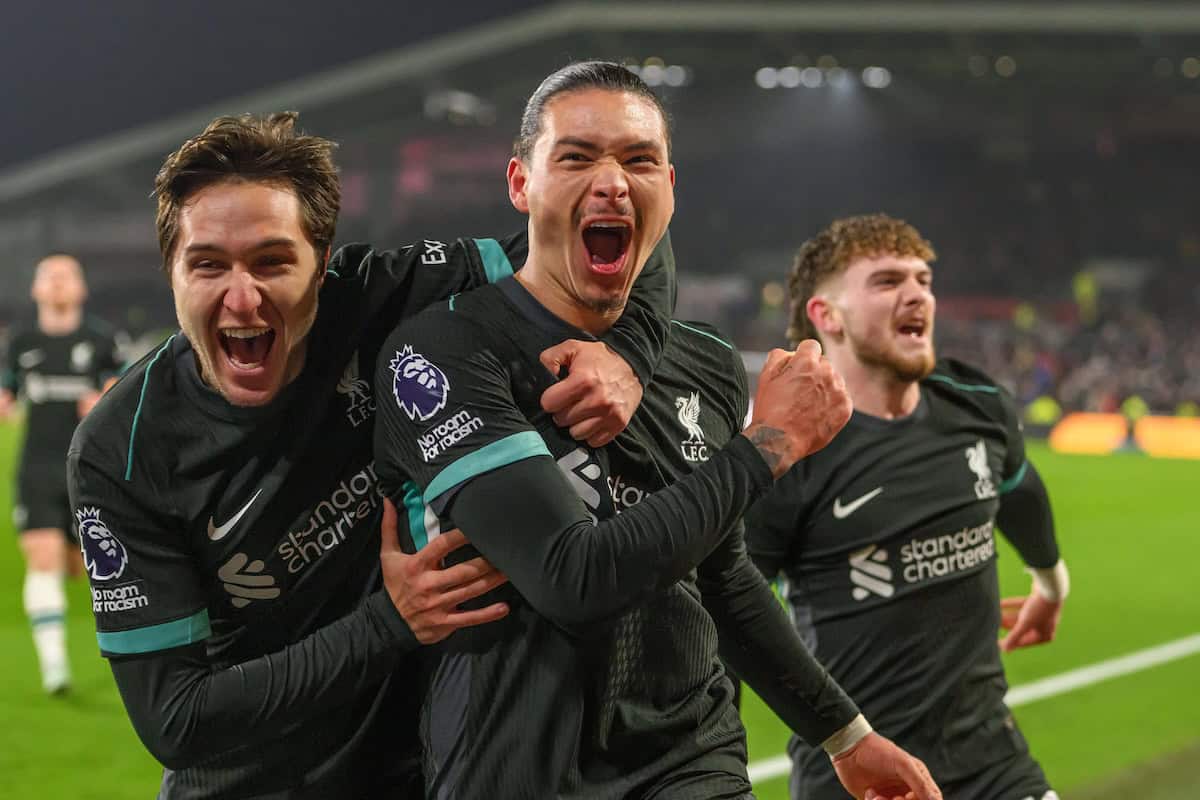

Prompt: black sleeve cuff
[
  {"left": 365, "top": 588, "right": 420, "bottom": 653},
  {"left": 724, "top": 433, "right": 776, "bottom": 492}
]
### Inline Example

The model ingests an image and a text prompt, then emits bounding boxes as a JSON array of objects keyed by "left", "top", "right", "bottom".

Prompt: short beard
[{"left": 853, "top": 337, "right": 936, "bottom": 383}]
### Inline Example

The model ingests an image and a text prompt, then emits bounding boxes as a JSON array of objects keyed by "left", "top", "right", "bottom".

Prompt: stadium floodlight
[
  {"left": 862, "top": 66, "right": 892, "bottom": 89},
  {"left": 826, "top": 66, "right": 851, "bottom": 88},
  {"left": 799, "top": 67, "right": 824, "bottom": 88},
  {"left": 755, "top": 67, "right": 779, "bottom": 89},
  {"left": 778, "top": 66, "right": 802, "bottom": 88},
  {"left": 642, "top": 64, "right": 665, "bottom": 86},
  {"left": 995, "top": 55, "right": 1018, "bottom": 77},
  {"left": 663, "top": 65, "right": 688, "bottom": 86},
  {"left": 1182, "top": 57, "right": 1200, "bottom": 79}
]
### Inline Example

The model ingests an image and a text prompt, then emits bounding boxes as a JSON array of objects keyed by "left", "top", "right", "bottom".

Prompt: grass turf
[
  {"left": 745, "top": 441, "right": 1200, "bottom": 798},
  {"left": 0, "top": 423, "right": 1195, "bottom": 798}
]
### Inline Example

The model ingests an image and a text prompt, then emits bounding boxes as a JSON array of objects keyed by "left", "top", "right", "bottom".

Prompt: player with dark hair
[
  {"left": 67, "top": 111, "right": 678, "bottom": 799},
  {"left": 1, "top": 253, "right": 121, "bottom": 695},
  {"left": 746, "top": 213, "right": 1066, "bottom": 800},
  {"left": 374, "top": 62, "right": 939, "bottom": 800}
]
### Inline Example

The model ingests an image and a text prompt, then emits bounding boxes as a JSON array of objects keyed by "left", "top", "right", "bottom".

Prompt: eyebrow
[
  {"left": 554, "top": 136, "right": 600, "bottom": 152},
  {"left": 871, "top": 267, "right": 932, "bottom": 280},
  {"left": 184, "top": 237, "right": 298, "bottom": 255},
  {"left": 553, "top": 136, "right": 663, "bottom": 153}
]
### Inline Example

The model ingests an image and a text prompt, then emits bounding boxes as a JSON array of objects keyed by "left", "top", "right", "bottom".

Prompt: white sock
[{"left": 24, "top": 570, "right": 70, "bottom": 692}]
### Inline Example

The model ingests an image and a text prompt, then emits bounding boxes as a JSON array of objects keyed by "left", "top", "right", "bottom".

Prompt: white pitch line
[
  {"left": 748, "top": 633, "right": 1200, "bottom": 785},
  {"left": 748, "top": 754, "right": 794, "bottom": 784},
  {"left": 1004, "top": 633, "right": 1200, "bottom": 707}
]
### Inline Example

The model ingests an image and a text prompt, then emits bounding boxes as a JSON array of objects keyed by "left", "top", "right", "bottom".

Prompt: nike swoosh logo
[
  {"left": 832, "top": 487, "right": 883, "bottom": 519},
  {"left": 207, "top": 489, "right": 263, "bottom": 541}
]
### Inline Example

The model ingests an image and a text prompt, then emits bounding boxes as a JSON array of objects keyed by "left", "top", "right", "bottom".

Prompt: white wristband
[
  {"left": 1029, "top": 559, "right": 1070, "bottom": 603},
  {"left": 822, "top": 713, "right": 873, "bottom": 758}
]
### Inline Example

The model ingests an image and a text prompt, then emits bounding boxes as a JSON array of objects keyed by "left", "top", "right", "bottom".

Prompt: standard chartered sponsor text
[
  {"left": 278, "top": 462, "right": 382, "bottom": 574},
  {"left": 93, "top": 584, "right": 149, "bottom": 613},
  {"left": 900, "top": 520, "right": 995, "bottom": 583}
]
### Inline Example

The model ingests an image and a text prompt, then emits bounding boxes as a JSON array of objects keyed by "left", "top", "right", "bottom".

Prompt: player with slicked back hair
[
  {"left": 374, "top": 62, "right": 940, "bottom": 800},
  {"left": 748, "top": 213, "right": 1066, "bottom": 800},
  {"left": 68, "top": 109, "right": 680, "bottom": 799}
]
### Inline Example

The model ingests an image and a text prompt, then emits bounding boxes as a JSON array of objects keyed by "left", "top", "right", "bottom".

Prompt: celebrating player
[
  {"left": 373, "top": 62, "right": 940, "bottom": 800},
  {"left": 67, "top": 112, "right": 677, "bottom": 798},
  {"left": 746, "top": 214, "right": 1067, "bottom": 800},
  {"left": 2, "top": 254, "right": 121, "bottom": 695}
]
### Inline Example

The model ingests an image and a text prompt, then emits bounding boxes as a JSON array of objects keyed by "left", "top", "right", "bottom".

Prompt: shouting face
[
  {"left": 507, "top": 88, "right": 675, "bottom": 324},
  {"left": 168, "top": 180, "right": 325, "bottom": 407},
  {"left": 821, "top": 253, "right": 936, "bottom": 382}
]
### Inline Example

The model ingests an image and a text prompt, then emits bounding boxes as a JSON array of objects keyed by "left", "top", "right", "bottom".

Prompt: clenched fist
[{"left": 742, "top": 340, "right": 852, "bottom": 478}]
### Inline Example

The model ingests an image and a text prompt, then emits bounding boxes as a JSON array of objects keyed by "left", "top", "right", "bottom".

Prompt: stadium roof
[{"left": 6, "top": 1, "right": 1200, "bottom": 202}]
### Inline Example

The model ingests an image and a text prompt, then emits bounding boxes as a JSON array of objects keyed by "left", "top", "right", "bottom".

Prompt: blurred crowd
[
  {"left": 937, "top": 309, "right": 1200, "bottom": 417},
  {"left": 5, "top": 146, "right": 1198, "bottom": 421},
  {"left": 679, "top": 283, "right": 1200, "bottom": 419}
]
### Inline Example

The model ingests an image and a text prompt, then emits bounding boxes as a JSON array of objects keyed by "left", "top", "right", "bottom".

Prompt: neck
[
  {"left": 515, "top": 252, "right": 624, "bottom": 336},
  {"left": 38, "top": 305, "right": 82, "bottom": 335},
  {"left": 829, "top": 349, "right": 921, "bottom": 420}
]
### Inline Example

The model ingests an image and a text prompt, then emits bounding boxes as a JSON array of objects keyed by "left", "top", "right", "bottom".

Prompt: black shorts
[
  {"left": 939, "top": 748, "right": 1055, "bottom": 800},
  {"left": 14, "top": 464, "right": 74, "bottom": 538}
]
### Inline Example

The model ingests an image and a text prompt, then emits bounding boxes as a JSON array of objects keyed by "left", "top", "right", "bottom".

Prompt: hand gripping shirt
[
  {"left": 67, "top": 233, "right": 675, "bottom": 799},
  {"left": 374, "top": 278, "right": 857, "bottom": 799}
]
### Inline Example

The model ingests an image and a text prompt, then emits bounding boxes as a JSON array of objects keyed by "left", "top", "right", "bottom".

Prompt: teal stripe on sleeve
[
  {"left": 401, "top": 481, "right": 431, "bottom": 551},
  {"left": 126, "top": 335, "right": 176, "bottom": 481},
  {"left": 998, "top": 460, "right": 1029, "bottom": 495},
  {"left": 97, "top": 609, "right": 211, "bottom": 655},
  {"left": 473, "top": 238, "right": 515, "bottom": 284},
  {"left": 670, "top": 320, "right": 734, "bottom": 350},
  {"left": 424, "top": 431, "right": 550, "bottom": 504},
  {"left": 925, "top": 374, "right": 999, "bottom": 394}
]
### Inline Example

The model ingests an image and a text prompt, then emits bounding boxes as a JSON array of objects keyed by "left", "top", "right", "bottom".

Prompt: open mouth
[
  {"left": 581, "top": 220, "right": 632, "bottom": 276},
  {"left": 219, "top": 327, "right": 276, "bottom": 369},
  {"left": 897, "top": 320, "right": 927, "bottom": 339}
]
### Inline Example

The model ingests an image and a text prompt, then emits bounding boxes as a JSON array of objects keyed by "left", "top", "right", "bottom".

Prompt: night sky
[{"left": 1, "top": 0, "right": 548, "bottom": 170}]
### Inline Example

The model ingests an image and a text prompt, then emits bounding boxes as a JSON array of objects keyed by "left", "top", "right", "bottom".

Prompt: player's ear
[
  {"left": 507, "top": 157, "right": 530, "bottom": 214},
  {"left": 317, "top": 245, "right": 332, "bottom": 287},
  {"left": 807, "top": 295, "right": 843, "bottom": 340}
]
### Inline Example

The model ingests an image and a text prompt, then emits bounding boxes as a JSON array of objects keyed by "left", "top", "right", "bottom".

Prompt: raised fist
[{"left": 743, "top": 340, "right": 852, "bottom": 478}]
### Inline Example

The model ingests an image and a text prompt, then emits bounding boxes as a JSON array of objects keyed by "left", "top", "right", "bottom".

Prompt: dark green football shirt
[
  {"left": 746, "top": 359, "right": 1041, "bottom": 798},
  {"left": 67, "top": 233, "right": 675, "bottom": 799},
  {"left": 374, "top": 276, "right": 858, "bottom": 799},
  {"left": 4, "top": 317, "right": 121, "bottom": 479}
]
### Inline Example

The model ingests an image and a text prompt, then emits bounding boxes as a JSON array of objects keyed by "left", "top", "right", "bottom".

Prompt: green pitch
[
  {"left": 745, "top": 441, "right": 1200, "bottom": 798},
  {"left": 0, "top": 422, "right": 1196, "bottom": 798}
]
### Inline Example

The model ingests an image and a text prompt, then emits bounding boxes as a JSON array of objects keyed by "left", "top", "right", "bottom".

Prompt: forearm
[
  {"left": 702, "top": 547, "right": 859, "bottom": 746},
  {"left": 110, "top": 590, "right": 416, "bottom": 769},
  {"left": 447, "top": 435, "right": 773, "bottom": 630},
  {"left": 996, "top": 461, "right": 1060, "bottom": 569}
]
